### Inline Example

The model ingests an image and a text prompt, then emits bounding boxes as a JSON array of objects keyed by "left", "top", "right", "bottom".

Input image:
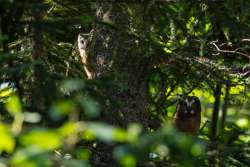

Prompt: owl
[
  {"left": 173, "top": 96, "right": 201, "bottom": 135},
  {"left": 77, "top": 34, "right": 93, "bottom": 79},
  {"left": 78, "top": 34, "right": 87, "bottom": 63}
]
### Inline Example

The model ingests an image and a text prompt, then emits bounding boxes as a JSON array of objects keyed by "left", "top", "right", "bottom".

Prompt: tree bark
[
  {"left": 30, "top": 3, "right": 46, "bottom": 112},
  {"left": 220, "top": 80, "right": 230, "bottom": 132},
  {"left": 84, "top": 2, "right": 159, "bottom": 129},
  {"left": 210, "top": 83, "right": 222, "bottom": 141}
]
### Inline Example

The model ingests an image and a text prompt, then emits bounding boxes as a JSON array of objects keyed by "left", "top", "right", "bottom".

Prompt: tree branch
[{"left": 210, "top": 41, "right": 250, "bottom": 59}]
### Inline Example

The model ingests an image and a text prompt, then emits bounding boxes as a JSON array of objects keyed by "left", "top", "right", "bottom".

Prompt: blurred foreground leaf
[
  {"left": 0, "top": 124, "right": 15, "bottom": 153},
  {"left": 11, "top": 147, "right": 52, "bottom": 167},
  {"left": 20, "top": 130, "right": 61, "bottom": 151},
  {"left": 5, "top": 95, "right": 21, "bottom": 115},
  {"left": 60, "top": 79, "right": 85, "bottom": 95}
]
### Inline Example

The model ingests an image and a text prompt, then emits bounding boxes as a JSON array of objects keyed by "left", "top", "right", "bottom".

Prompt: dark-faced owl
[{"left": 173, "top": 96, "right": 202, "bottom": 135}]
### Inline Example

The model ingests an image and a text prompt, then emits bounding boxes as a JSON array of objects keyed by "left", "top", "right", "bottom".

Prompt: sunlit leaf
[
  {"left": 238, "top": 135, "right": 250, "bottom": 143},
  {"left": 230, "top": 85, "right": 244, "bottom": 94},
  {"left": 5, "top": 95, "right": 22, "bottom": 115},
  {"left": 0, "top": 84, "right": 15, "bottom": 102},
  {"left": 58, "top": 122, "right": 78, "bottom": 137},
  {"left": 186, "top": 16, "right": 196, "bottom": 30},
  {"left": 20, "top": 130, "right": 61, "bottom": 151},
  {"left": 126, "top": 124, "right": 141, "bottom": 143},
  {"left": 82, "top": 130, "right": 96, "bottom": 141},
  {"left": 236, "top": 118, "right": 249, "bottom": 129},
  {"left": 0, "top": 124, "right": 15, "bottom": 153},
  {"left": 205, "top": 22, "right": 212, "bottom": 32}
]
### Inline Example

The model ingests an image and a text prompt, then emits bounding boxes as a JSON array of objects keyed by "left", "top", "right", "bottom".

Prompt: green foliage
[{"left": 0, "top": 0, "right": 250, "bottom": 167}]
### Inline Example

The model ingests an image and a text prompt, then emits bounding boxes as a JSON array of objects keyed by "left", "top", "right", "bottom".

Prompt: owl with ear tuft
[{"left": 172, "top": 96, "right": 202, "bottom": 135}]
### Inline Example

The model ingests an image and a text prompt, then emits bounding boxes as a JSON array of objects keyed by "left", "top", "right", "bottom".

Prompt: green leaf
[
  {"left": 20, "top": 130, "right": 61, "bottom": 151},
  {"left": 126, "top": 124, "right": 142, "bottom": 143},
  {"left": 60, "top": 79, "right": 85, "bottom": 94},
  {"left": 58, "top": 122, "right": 78, "bottom": 137},
  {"left": 83, "top": 123, "right": 127, "bottom": 142},
  {"left": 0, "top": 83, "right": 15, "bottom": 102},
  {"left": 11, "top": 147, "right": 52, "bottom": 167},
  {"left": 223, "top": 26, "right": 230, "bottom": 41},
  {"left": 0, "top": 124, "right": 15, "bottom": 153},
  {"left": 236, "top": 118, "right": 249, "bottom": 129},
  {"left": 205, "top": 22, "right": 212, "bottom": 32},
  {"left": 52, "top": 100, "right": 76, "bottom": 115},
  {"left": 5, "top": 95, "right": 22, "bottom": 115},
  {"left": 76, "top": 148, "right": 91, "bottom": 160},
  {"left": 78, "top": 97, "right": 100, "bottom": 118},
  {"left": 120, "top": 154, "right": 136, "bottom": 167}
]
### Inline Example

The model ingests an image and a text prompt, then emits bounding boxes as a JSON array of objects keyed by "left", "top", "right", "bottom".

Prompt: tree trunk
[
  {"left": 220, "top": 80, "right": 230, "bottom": 132},
  {"left": 30, "top": 3, "right": 46, "bottom": 112},
  {"left": 210, "top": 83, "right": 222, "bottom": 141},
  {"left": 84, "top": 3, "right": 159, "bottom": 129}
]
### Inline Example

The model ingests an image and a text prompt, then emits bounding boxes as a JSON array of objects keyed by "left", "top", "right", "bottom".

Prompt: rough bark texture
[{"left": 85, "top": 3, "right": 159, "bottom": 129}]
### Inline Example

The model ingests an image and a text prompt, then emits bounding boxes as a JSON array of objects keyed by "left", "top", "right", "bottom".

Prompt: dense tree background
[{"left": 0, "top": 0, "right": 250, "bottom": 166}]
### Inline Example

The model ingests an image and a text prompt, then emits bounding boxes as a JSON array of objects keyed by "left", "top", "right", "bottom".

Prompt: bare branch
[
  {"left": 210, "top": 41, "right": 250, "bottom": 59},
  {"left": 242, "top": 39, "right": 250, "bottom": 42}
]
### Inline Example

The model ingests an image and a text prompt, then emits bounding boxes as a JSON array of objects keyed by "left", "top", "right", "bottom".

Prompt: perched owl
[
  {"left": 78, "top": 34, "right": 87, "bottom": 64},
  {"left": 173, "top": 96, "right": 201, "bottom": 135},
  {"left": 77, "top": 34, "right": 93, "bottom": 79}
]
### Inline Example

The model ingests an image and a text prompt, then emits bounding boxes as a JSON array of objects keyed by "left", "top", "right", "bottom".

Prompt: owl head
[
  {"left": 176, "top": 96, "right": 201, "bottom": 117},
  {"left": 77, "top": 34, "right": 88, "bottom": 50}
]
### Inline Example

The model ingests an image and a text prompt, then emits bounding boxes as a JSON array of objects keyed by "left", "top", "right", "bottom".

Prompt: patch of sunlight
[
  {"left": 236, "top": 118, "right": 249, "bottom": 129},
  {"left": 230, "top": 85, "right": 244, "bottom": 94},
  {"left": 239, "top": 135, "right": 250, "bottom": 143},
  {"left": 192, "top": 89, "right": 203, "bottom": 97}
]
